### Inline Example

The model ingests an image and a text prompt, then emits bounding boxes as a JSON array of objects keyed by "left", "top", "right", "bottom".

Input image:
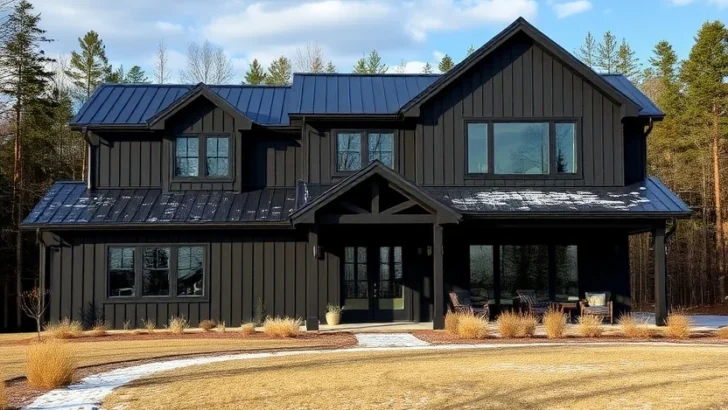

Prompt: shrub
[
  {"left": 88, "top": 320, "right": 108, "bottom": 337},
  {"left": 240, "top": 323, "right": 256, "bottom": 336},
  {"left": 543, "top": 308, "right": 568, "bottom": 339},
  {"left": 665, "top": 313, "right": 691, "bottom": 340},
  {"left": 26, "top": 340, "right": 75, "bottom": 389},
  {"left": 578, "top": 314, "right": 604, "bottom": 338},
  {"left": 444, "top": 311, "right": 461, "bottom": 334},
  {"left": 199, "top": 320, "right": 217, "bottom": 331},
  {"left": 716, "top": 326, "right": 728, "bottom": 339},
  {"left": 326, "top": 305, "right": 343, "bottom": 314},
  {"left": 618, "top": 314, "right": 651, "bottom": 338},
  {"left": 218, "top": 321, "right": 226, "bottom": 333},
  {"left": 263, "top": 316, "right": 302, "bottom": 337},
  {"left": 142, "top": 318, "right": 156, "bottom": 333},
  {"left": 45, "top": 318, "right": 83, "bottom": 339},
  {"left": 456, "top": 312, "right": 489, "bottom": 339},
  {"left": 497, "top": 312, "right": 537, "bottom": 338},
  {"left": 168, "top": 316, "right": 188, "bottom": 335},
  {"left": 0, "top": 381, "right": 7, "bottom": 410}
]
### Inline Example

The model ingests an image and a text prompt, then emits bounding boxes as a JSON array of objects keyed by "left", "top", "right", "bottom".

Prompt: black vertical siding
[{"left": 95, "top": 133, "right": 164, "bottom": 188}]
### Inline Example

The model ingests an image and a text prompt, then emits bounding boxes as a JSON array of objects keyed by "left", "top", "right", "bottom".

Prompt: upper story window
[
  {"left": 174, "top": 135, "right": 230, "bottom": 178},
  {"left": 336, "top": 131, "right": 394, "bottom": 172},
  {"left": 466, "top": 120, "right": 576, "bottom": 176}
]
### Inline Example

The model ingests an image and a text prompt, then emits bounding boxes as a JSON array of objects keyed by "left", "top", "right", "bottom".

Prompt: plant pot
[{"left": 325, "top": 312, "right": 341, "bottom": 326}]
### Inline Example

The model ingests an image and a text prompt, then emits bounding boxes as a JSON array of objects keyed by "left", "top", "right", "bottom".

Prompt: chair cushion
[
  {"left": 450, "top": 291, "right": 472, "bottom": 308},
  {"left": 585, "top": 292, "right": 607, "bottom": 307},
  {"left": 583, "top": 306, "right": 609, "bottom": 314}
]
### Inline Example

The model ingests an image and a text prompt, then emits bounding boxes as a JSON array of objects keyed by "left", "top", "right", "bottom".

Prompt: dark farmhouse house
[{"left": 23, "top": 18, "right": 690, "bottom": 330}]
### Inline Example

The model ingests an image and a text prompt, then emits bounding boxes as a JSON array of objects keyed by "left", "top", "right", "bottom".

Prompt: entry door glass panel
[
  {"left": 378, "top": 246, "right": 404, "bottom": 310},
  {"left": 343, "top": 247, "right": 369, "bottom": 310}
]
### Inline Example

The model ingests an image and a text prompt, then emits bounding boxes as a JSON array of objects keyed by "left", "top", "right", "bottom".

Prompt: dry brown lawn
[{"left": 105, "top": 345, "right": 728, "bottom": 410}]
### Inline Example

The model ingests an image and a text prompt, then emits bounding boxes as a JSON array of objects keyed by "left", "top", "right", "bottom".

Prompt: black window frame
[
  {"left": 105, "top": 244, "right": 208, "bottom": 303},
  {"left": 464, "top": 118, "right": 581, "bottom": 180},
  {"left": 333, "top": 129, "right": 397, "bottom": 175},
  {"left": 172, "top": 133, "right": 233, "bottom": 182}
]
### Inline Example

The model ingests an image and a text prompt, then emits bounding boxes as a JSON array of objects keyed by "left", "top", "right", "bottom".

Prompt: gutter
[
  {"left": 645, "top": 117, "right": 655, "bottom": 137},
  {"left": 21, "top": 222, "right": 295, "bottom": 232}
]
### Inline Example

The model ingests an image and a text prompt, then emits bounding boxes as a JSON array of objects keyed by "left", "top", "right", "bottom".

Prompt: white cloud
[
  {"left": 669, "top": 0, "right": 697, "bottom": 5},
  {"left": 155, "top": 21, "right": 184, "bottom": 33},
  {"left": 432, "top": 50, "right": 445, "bottom": 61},
  {"left": 670, "top": 0, "right": 727, "bottom": 6},
  {"left": 551, "top": 0, "right": 592, "bottom": 18}
]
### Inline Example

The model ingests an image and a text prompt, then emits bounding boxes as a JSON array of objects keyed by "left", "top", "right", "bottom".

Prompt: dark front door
[{"left": 342, "top": 245, "right": 411, "bottom": 322}]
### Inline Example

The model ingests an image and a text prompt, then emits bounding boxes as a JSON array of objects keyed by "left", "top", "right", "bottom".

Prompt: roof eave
[{"left": 21, "top": 221, "right": 295, "bottom": 231}]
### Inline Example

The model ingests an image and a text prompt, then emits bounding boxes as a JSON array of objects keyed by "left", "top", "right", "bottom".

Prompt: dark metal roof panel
[
  {"left": 601, "top": 74, "right": 664, "bottom": 117},
  {"left": 23, "top": 183, "right": 298, "bottom": 227}
]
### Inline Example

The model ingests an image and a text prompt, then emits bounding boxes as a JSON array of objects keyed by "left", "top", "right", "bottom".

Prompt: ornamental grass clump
[
  {"left": 456, "top": 312, "right": 489, "bottom": 339},
  {"left": 199, "top": 320, "right": 217, "bottom": 331},
  {"left": 142, "top": 318, "right": 156, "bottom": 333},
  {"left": 45, "top": 318, "right": 83, "bottom": 339},
  {"left": 0, "top": 381, "right": 7, "bottom": 410},
  {"left": 25, "top": 339, "right": 75, "bottom": 389},
  {"left": 665, "top": 313, "right": 691, "bottom": 340},
  {"left": 168, "top": 316, "right": 188, "bottom": 335},
  {"left": 716, "top": 326, "right": 728, "bottom": 339},
  {"left": 444, "top": 311, "right": 461, "bottom": 334},
  {"left": 263, "top": 317, "right": 302, "bottom": 337},
  {"left": 578, "top": 314, "right": 604, "bottom": 338},
  {"left": 88, "top": 320, "right": 108, "bottom": 337},
  {"left": 619, "top": 314, "right": 651, "bottom": 339},
  {"left": 240, "top": 323, "right": 256, "bottom": 336},
  {"left": 543, "top": 308, "right": 568, "bottom": 339},
  {"left": 497, "top": 312, "right": 537, "bottom": 338}
]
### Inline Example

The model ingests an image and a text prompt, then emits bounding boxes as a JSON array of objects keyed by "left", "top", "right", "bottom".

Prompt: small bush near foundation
[
  {"left": 716, "top": 326, "right": 728, "bottom": 339},
  {"left": 444, "top": 311, "right": 461, "bottom": 334},
  {"left": 0, "top": 381, "right": 7, "bottom": 410},
  {"left": 578, "top": 314, "right": 604, "bottom": 338},
  {"left": 543, "top": 308, "right": 568, "bottom": 339},
  {"left": 240, "top": 323, "right": 256, "bottom": 336},
  {"left": 168, "top": 316, "right": 188, "bottom": 335},
  {"left": 263, "top": 317, "right": 302, "bottom": 337},
  {"left": 497, "top": 312, "right": 537, "bottom": 338},
  {"left": 123, "top": 320, "right": 131, "bottom": 331},
  {"left": 26, "top": 340, "right": 75, "bottom": 389},
  {"left": 89, "top": 320, "right": 108, "bottom": 337},
  {"left": 665, "top": 313, "right": 691, "bottom": 340},
  {"left": 619, "top": 314, "right": 651, "bottom": 338},
  {"left": 45, "top": 318, "right": 83, "bottom": 339},
  {"left": 456, "top": 312, "right": 489, "bottom": 339},
  {"left": 142, "top": 319, "right": 156, "bottom": 333},
  {"left": 218, "top": 321, "right": 226, "bottom": 333},
  {"left": 199, "top": 320, "right": 217, "bottom": 331}
]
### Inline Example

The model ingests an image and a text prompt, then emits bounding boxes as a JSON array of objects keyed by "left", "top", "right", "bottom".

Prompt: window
[
  {"left": 343, "top": 247, "right": 368, "bottom": 310},
  {"left": 466, "top": 121, "right": 577, "bottom": 176},
  {"left": 174, "top": 135, "right": 230, "bottom": 178},
  {"left": 469, "top": 245, "right": 494, "bottom": 305},
  {"left": 554, "top": 245, "right": 578, "bottom": 301},
  {"left": 107, "top": 245, "right": 205, "bottom": 299},
  {"left": 500, "top": 245, "right": 550, "bottom": 302},
  {"left": 378, "top": 246, "right": 403, "bottom": 299},
  {"left": 336, "top": 131, "right": 394, "bottom": 172},
  {"left": 109, "top": 247, "right": 135, "bottom": 297}
]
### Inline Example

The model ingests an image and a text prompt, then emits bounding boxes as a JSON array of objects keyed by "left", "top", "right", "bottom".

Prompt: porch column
[
  {"left": 306, "top": 227, "right": 320, "bottom": 331},
  {"left": 433, "top": 224, "right": 444, "bottom": 329},
  {"left": 653, "top": 224, "right": 667, "bottom": 326}
]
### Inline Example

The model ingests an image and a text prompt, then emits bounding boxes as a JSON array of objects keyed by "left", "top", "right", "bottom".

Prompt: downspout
[
  {"left": 35, "top": 229, "right": 46, "bottom": 303},
  {"left": 81, "top": 127, "right": 91, "bottom": 189},
  {"left": 644, "top": 117, "right": 654, "bottom": 138}
]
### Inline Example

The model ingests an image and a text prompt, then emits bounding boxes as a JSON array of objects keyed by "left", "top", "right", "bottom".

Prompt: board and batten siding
[
  {"left": 94, "top": 133, "right": 163, "bottom": 188},
  {"left": 48, "top": 231, "right": 339, "bottom": 329}
]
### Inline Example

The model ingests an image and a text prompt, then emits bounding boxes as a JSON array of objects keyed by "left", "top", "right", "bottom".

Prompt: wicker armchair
[
  {"left": 449, "top": 290, "right": 489, "bottom": 318},
  {"left": 579, "top": 292, "right": 613, "bottom": 324},
  {"left": 516, "top": 289, "right": 550, "bottom": 316}
]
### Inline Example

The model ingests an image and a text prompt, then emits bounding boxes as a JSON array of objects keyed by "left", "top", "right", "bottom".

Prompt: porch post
[
  {"left": 653, "top": 223, "right": 667, "bottom": 326},
  {"left": 306, "top": 226, "right": 320, "bottom": 331},
  {"left": 433, "top": 224, "right": 445, "bottom": 329}
]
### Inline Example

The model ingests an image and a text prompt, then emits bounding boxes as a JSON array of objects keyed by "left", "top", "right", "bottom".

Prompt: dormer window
[
  {"left": 174, "top": 135, "right": 231, "bottom": 179},
  {"left": 336, "top": 131, "right": 395, "bottom": 172}
]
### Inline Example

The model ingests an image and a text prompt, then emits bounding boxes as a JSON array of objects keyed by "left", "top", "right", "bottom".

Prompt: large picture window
[
  {"left": 107, "top": 245, "right": 205, "bottom": 299},
  {"left": 336, "top": 131, "right": 394, "bottom": 172},
  {"left": 174, "top": 135, "right": 230, "bottom": 178},
  {"left": 466, "top": 120, "right": 577, "bottom": 176},
  {"left": 469, "top": 245, "right": 494, "bottom": 305}
]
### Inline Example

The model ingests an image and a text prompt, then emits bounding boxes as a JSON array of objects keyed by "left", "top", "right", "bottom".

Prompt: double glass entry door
[{"left": 342, "top": 245, "right": 409, "bottom": 321}]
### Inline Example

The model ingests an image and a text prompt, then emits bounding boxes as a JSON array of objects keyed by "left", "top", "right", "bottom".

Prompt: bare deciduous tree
[
  {"left": 179, "top": 40, "right": 234, "bottom": 84},
  {"left": 154, "top": 39, "right": 171, "bottom": 84},
  {"left": 20, "top": 287, "right": 49, "bottom": 340},
  {"left": 294, "top": 42, "right": 325, "bottom": 73}
]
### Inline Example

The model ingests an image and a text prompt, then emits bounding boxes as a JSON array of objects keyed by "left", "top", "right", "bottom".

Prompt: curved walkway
[{"left": 23, "top": 336, "right": 728, "bottom": 410}]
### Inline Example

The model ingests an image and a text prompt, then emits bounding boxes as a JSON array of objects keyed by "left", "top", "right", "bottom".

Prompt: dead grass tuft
[
  {"left": 168, "top": 316, "right": 188, "bottom": 335},
  {"left": 456, "top": 311, "right": 489, "bottom": 339},
  {"left": 25, "top": 339, "right": 75, "bottom": 389},
  {"left": 444, "top": 311, "right": 460, "bottom": 334},
  {"left": 0, "top": 381, "right": 7, "bottom": 410},
  {"left": 123, "top": 319, "right": 131, "bottom": 331},
  {"left": 88, "top": 320, "right": 108, "bottom": 337},
  {"left": 578, "top": 314, "right": 604, "bottom": 338},
  {"left": 543, "top": 308, "right": 568, "bottom": 339},
  {"left": 665, "top": 313, "right": 692, "bottom": 340},
  {"left": 497, "top": 312, "right": 537, "bottom": 338},
  {"left": 240, "top": 323, "right": 256, "bottom": 336},
  {"left": 619, "top": 314, "right": 651, "bottom": 338},
  {"left": 263, "top": 317, "right": 302, "bottom": 337},
  {"left": 142, "top": 319, "right": 156, "bottom": 333},
  {"left": 218, "top": 321, "right": 226, "bottom": 333},
  {"left": 199, "top": 320, "right": 217, "bottom": 331},
  {"left": 45, "top": 318, "right": 83, "bottom": 339}
]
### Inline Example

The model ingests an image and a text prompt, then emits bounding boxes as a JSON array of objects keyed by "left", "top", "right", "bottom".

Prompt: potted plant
[{"left": 325, "top": 305, "right": 342, "bottom": 326}]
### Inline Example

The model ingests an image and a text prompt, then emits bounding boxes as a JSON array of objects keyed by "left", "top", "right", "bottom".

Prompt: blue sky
[{"left": 30, "top": 0, "right": 727, "bottom": 83}]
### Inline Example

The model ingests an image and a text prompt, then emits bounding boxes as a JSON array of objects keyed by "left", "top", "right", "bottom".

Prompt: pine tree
[
  {"left": 244, "top": 59, "right": 267, "bottom": 85},
  {"left": 422, "top": 62, "right": 433, "bottom": 74},
  {"left": 467, "top": 45, "right": 476, "bottom": 55},
  {"left": 326, "top": 61, "right": 336, "bottom": 73},
  {"left": 266, "top": 56, "right": 292, "bottom": 85},
  {"left": 395, "top": 59, "right": 407, "bottom": 73},
  {"left": 438, "top": 54, "right": 454, "bottom": 73},
  {"left": 65, "top": 31, "right": 110, "bottom": 102},
  {"left": 105, "top": 65, "right": 124, "bottom": 83},
  {"left": 597, "top": 31, "right": 619, "bottom": 73},
  {"left": 353, "top": 50, "right": 387, "bottom": 74},
  {"left": 125, "top": 66, "right": 149, "bottom": 83},
  {"left": 616, "top": 39, "right": 641, "bottom": 82},
  {"left": 0, "top": 0, "right": 55, "bottom": 327},
  {"left": 575, "top": 32, "right": 597, "bottom": 69}
]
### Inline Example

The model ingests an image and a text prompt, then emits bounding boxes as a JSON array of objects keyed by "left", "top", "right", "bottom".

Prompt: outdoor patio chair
[
  {"left": 515, "top": 289, "right": 550, "bottom": 316},
  {"left": 448, "top": 290, "right": 489, "bottom": 318},
  {"left": 579, "top": 292, "right": 614, "bottom": 324}
]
